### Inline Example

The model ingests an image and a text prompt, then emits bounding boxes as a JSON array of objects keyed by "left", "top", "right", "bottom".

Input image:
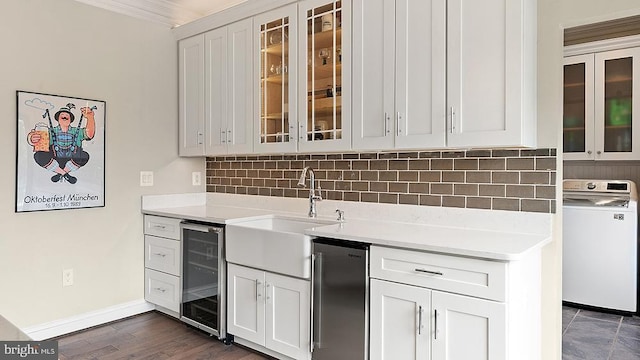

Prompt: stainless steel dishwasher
[{"left": 312, "top": 238, "right": 369, "bottom": 360}]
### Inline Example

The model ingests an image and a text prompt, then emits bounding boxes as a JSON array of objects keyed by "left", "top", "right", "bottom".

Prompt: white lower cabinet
[
  {"left": 369, "top": 246, "right": 541, "bottom": 360},
  {"left": 370, "top": 280, "right": 505, "bottom": 360},
  {"left": 227, "top": 263, "right": 311, "bottom": 360}
]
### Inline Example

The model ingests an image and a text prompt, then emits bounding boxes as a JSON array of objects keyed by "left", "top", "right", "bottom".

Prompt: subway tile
[
  {"left": 270, "top": 170, "right": 284, "bottom": 178},
  {"left": 247, "top": 187, "right": 259, "bottom": 195},
  {"left": 370, "top": 160, "right": 388, "bottom": 170},
  {"left": 479, "top": 184, "right": 506, "bottom": 197},
  {"left": 225, "top": 186, "right": 236, "bottom": 194},
  {"left": 536, "top": 185, "right": 556, "bottom": 199},
  {"left": 352, "top": 181, "right": 370, "bottom": 191},
  {"left": 361, "top": 192, "right": 379, "bottom": 203},
  {"left": 492, "top": 149, "right": 520, "bottom": 157},
  {"left": 257, "top": 155, "right": 271, "bottom": 160},
  {"left": 319, "top": 180, "right": 335, "bottom": 190},
  {"left": 389, "top": 159, "right": 409, "bottom": 170},
  {"left": 236, "top": 187, "right": 247, "bottom": 195},
  {"left": 277, "top": 160, "right": 290, "bottom": 169},
  {"left": 536, "top": 158, "right": 557, "bottom": 171},
  {"left": 442, "top": 171, "right": 465, "bottom": 183},
  {"left": 492, "top": 172, "right": 520, "bottom": 184},
  {"left": 326, "top": 171, "right": 342, "bottom": 180},
  {"left": 258, "top": 188, "right": 270, "bottom": 196},
  {"left": 399, "top": 152, "right": 420, "bottom": 159},
  {"left": 454, "top": 184, "right": 479, "bottom": 196},
  {"left": 271, "top": 188, "right": 284, "bottom": 197},
  {"left": 506, "top": 185, "right": 535, "bottom": 198},
  {"left": 220, "top": 178, "right": 231, "bottom": 185},
  {"left": 479, "top": 158, "right": 505, "bottom": 170},
  {"left": 335, "top": 160, "right": 352, "bottom": 170},
  {"left": 465, "top": 149, "right": 492, "bottom": 157},
  {"left": 264, "top": 179, "right": 277, "bottom": 188},
  {"left": 335, "top": 181, "right": 351, "bottom": 191},
  {"left": 319, "top": 160, "right": 335, "bottom": 169},
  {"left": 247, "top": 170, "right": 258, "bottom": 178},
  {"left": 419, "top": 171, "right": 441, "bottom": 182},
  {"left": 343, "top": 153, "right": 359, "bottom": 159},
  {"left": 325, "top": 190, "right": 343, "bottom": 201},
  {"left": 454, "top": 159, "right": 479, "bottom": 170},
  {"left": 311, "top": 154, "right": 327, "bottom": 160},
  {"left": 492, "top": 198, "right": 520, "bottom": 211},
  {"left": 236, "top": 169, "right": 247, "bottom": 177},
  {"left": 231, "top": 178, "right": 242, "bottom": 186},
  {"left": 379, "top": 171, "right": 398, "bottom": 181},
  {"left": 506, "top": 158, "right": 535, "bottom": 170},
  {"left": 379, "top": 193, "right": 399, "bottom": 204},
  {"left": 352, "top": 160, "right": 369, "bottom": 170},
  {"left": 398, "top": 171, "right": 419, "bottom": 182},
  {"left": 419, "top": 151, "right": 442, "bottom": 158},
  {"left": 344, "top": 192, "right": 360, "bottom": 202},
  {"left": 399, "top": 194, "right": 419, "bottom": 205},
  {"left": 442, "top": 151, "right": 465, "bottom": 158},
  {"left": 327, "top": 154, "right": 342, "bottom": 159},
  {"left": 521, "top": 148, "right": 551, "bottom": 157},
  {"left": 431, "top": 183, "right": 454, "bottom": 195},
  {"left": 467, "top": 197, "right": 492, "bottom": 209},
  {"left": 359, "top": 152, "right": 378, "bottom": 159},
  {"left": 443, "top": 196, "right": 466, "bottom": 208},
  {"left": 409, "top": 159, "right": 430, "bottom": 170},
  {"left": 389, "top": 182, "right": 409, "bottom": 193},
  {"left": 420, "top": 195, "right": 442, "bottom": 206},
  {"left": 277, "top": 179, "right": 290, "bottom": 188},
  {"left": 296, "top": 154, "right": 311, "bottom": 160},
  {"left": 258, "top": 170, "right": 270, "bottom": 178},
  {"left": 264, "top": 161, "right": 277, "bottom": 169},
  {"left": 521, "top": 199, "right": 550, "bottom": 213},
  {"left": 466, "top": 171, "right": 492, "bottom": 183},
  {"left": 379, "top": 152, "right": 398, "bottom": 159},
  {"left": 304, "top": 160, "right": 320, "bottom": 168},
  {"left": 241, "top": 162, "right": 252, "bottom": 169},
  {"left": 409, "top": 183, "right": 430, "bottom": 194},
  {"left": 343, "top": 171, "right": 360, "bottom": 180},
  {"left": 361, "top": 171, "right": 379, "bottom": 181},
  {"left": 431, "top": 159, "right": 453, "bottom": 170},
  {"left": 220, "top": 161, "right": 231, "bottom": 169},
  {"left": 370, "top": 182, "right": 389, "bottom": 192},
  {"left": 252, "top": 178, "right": 265, "bottom": 187},
  {"left": 521, "top": 172, "right": 551, "bottom": 184}
]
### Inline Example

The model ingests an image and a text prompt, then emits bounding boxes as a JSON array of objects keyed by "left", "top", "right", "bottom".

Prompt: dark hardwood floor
[{"left": 53, "top": 311, "right": 269, "bottom": 360}]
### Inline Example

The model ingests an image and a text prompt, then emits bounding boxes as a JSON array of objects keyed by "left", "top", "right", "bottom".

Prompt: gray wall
[{"left": 0, "top": 0, "right": 203, "bottom": 327}]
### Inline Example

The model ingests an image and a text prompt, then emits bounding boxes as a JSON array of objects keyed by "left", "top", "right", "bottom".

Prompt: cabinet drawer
[
  {"left": 145, "top": 269, "right": 180, "bottom": 313},
  {"left": 144, "top": 215, "right": 181, "bottom": 240},
  {"left": 145, "top": 235, "right": 181, "bottom": 276},
  {"left": 370, "top": 246, "right": 506, "bottom": 302}
]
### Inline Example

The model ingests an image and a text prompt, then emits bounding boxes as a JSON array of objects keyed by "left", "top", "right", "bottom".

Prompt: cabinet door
[
  {"left": 265, "top": 272, "right": 311, "bottom": 360},
  {"left": 352, "top": 0, "right": 395, "bottom": 150},
  {"left": 254, "top": 4, "right": 298, "bottom": 154},
  {"left": 395, "top": 0, "right": 446, "bottom": 149},
  {"left": 594, "top": 47, "right": 640, "bottom": 160},
  {"left": 204, "top": 27, "right": 228, "bottom": 155},
  {"left": 178, "top": 35, "right": 205, "bottom": 156},
  {"left": 227, "top": 264, "right": 265, "bottom": 345},
  {"left": 298, "top": 0, "right": 351, "bottom": 152},
  {"left": 563, "top": 54, "right": 595, "bottom": 160},
  {"left": 370, "top": 279, "right": 431, "bottom": 360},
  {"left": 227, "top": 18, "right": 254, "bottom": 154},
  {"left": 446, "top": 0, "right": 535, "bottom": 148},
  {"left": 431, "top": 291, "right": 506, "bottom": 360}
]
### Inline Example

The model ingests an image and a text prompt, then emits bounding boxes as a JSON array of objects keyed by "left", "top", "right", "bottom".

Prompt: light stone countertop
[
  {"left": 142, "top": 193, "right": 552, "bottom": 261},
  {"left": 0, "top": 315, "right": 31, "bottom": 341}
]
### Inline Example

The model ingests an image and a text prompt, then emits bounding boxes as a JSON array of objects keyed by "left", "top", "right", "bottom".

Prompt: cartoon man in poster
[{"left": 26, "top": 103, "right": 96, "bottom": 184}]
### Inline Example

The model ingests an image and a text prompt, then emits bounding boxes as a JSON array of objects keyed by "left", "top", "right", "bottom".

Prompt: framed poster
[{"left": 16, "top": 91, "right": 105, "bottom": 212}]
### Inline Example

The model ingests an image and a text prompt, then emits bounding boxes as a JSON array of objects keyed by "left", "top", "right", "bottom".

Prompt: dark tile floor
[{"left": 563, "top": 305, "right": 640, "bottom": 359}]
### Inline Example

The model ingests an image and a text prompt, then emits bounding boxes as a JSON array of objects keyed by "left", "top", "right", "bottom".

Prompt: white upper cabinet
[
  {"left": 446, "top": 0, "right": 536, "bottom": 148},
  {"left": 298, "top": 0, "right": 352, "bottom": 152},
  {"left": 254, "top": 4, "right": 298, "bottom": 153},
  {"left": 353, "top": 0, "right": 446, "bottom": 150},
  {"left": 564, "top": 47, "right": 640, "bottom": 160},
  {"left": 179, "top": 18, "right": 254, "bottom": 156},
  {"left": 178, "top": 35, "right": 205, "bottom": 156}
]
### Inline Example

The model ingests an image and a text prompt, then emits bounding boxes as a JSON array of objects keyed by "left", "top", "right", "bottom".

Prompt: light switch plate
[{"left": 140, "top": 171, "right": 154, "bottom": 187}]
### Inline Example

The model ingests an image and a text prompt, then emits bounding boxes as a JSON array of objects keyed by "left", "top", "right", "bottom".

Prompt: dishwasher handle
[{"left": 312, "top": 252, "right": 323, "bottom": 350}]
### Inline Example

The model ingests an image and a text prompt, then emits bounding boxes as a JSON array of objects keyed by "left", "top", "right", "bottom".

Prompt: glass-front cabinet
[
  {"left": 298, "top": 0, "right": 351, "bottom": 152},
  {"left": 563, "top": 47, "right": 640, "bottom": 160},
  {"left": 254, "top": 4, "right": 298, "bottom": 153}
]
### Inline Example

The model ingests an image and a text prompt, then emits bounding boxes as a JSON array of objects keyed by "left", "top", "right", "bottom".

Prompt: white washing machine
[{"left": 563, "top": 179, "right": 638, "bottom": 312}]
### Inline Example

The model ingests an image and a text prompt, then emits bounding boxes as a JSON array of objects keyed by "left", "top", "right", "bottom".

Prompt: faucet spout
[{"left": 298, "top": 166, "right": 322, "bottom": 217}]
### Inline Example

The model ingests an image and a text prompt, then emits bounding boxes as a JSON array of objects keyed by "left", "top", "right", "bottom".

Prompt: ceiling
[{"left": 73, "top": 0, "right": 248, "bottom": 28}]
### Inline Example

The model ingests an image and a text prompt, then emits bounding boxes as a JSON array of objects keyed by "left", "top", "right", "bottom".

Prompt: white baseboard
[{"left": 23, "top": 299, "right": 155, "bottom": 340}]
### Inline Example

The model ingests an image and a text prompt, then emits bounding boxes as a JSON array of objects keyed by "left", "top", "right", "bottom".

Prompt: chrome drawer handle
[
  {"left": 153, "top": 253, "right": 167, "bottom": 257},
  {"left": 415, "top": 268, "right": 443, "bottom": 276},
  {"left": 152, "top": 224, "right": 167, "bottom": 230},
  {"left": 153, "top": 287, "right": 166, "bottom": 293}
]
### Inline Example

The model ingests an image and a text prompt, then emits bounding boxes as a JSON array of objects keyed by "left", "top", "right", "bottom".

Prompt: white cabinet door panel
[
  {"left": 227, "top": 18, "right": 254, "bottom": 154},
  {"left": 178, "top": 35, "right": 205, "bottom": 156},
  {"left": 227, "top": 264, "right": 265, "bottom": 345},
  {"left": 205, "top": 27, "right": 228, "bottom": 155}
]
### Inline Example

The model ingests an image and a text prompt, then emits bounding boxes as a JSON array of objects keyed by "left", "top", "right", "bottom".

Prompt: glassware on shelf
[{"left": 319, "top": 48, "right": 331, "bottom": 65}]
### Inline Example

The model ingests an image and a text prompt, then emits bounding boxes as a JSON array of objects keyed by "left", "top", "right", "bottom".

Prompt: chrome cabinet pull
[
  {"left": 256, "top": 280, "right": 261, "bottom": 300},
  {"left": 152, "top": 252, "right": 167, "bottom": 257},
  {"left": 434, "top": 309, "right": 439, "bottom": 339},
  {"left": 384, "top": 112, "right": 391, "bottom": 135},
  {"left": 221, "top": 130, "right": 227, "bottom": 143},
  {"left": 153, "top": 287, "right": 166, "bottom": 293},
  {"left": 449, "top": 107, "right": 456, "bottom": 133},
  {"left": 152, "top": 224, "right": 167, "bottom": 230},
  {"left": 397, "top": 112, "right": 402, "bottom": 136},
  {"left": 418, "top": 305, "right": 424, "bottom": 335},
  {"left": 415, "top": 268, "right": 444, "bottom": 276}
]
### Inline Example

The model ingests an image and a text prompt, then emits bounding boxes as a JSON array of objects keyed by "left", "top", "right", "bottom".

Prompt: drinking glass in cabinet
[
  {"left": 259, "top": 16, "right": 291, "bottom": 144},
  {"left": 306, "top": 1, "right": 342, "bottom": 142}
]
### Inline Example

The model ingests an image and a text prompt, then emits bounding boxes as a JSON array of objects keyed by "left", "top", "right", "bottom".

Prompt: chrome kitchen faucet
[{"left": 297, "top": 166, "right": 322, "bottom": 218}]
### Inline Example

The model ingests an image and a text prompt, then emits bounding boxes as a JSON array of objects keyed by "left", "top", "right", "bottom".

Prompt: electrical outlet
[
  {"left": 62, "top": 269, "right": 74, "bottom": 287},
  {"left": 192, "top": 172, "right": 202, "bottom": 186},
  {"left": 140, "top": 171, "right": 154, "bottom": 187}
]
